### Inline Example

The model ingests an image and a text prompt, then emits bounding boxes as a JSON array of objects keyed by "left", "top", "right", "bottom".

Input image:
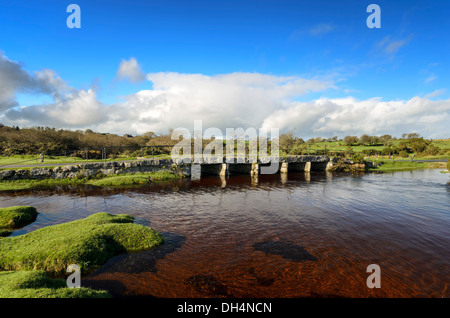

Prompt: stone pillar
[
  {"left": 280, "top": 162, "right": 288, "bottom": 173},
  {"left": 191, "top": 164, "right": 201, "bottom": 180},
  {"left": 251, "top": 174, "right": 258, "bottom": 186},
  {"left": 325, "top": 161, "right": 333, "bottom": 171},
  {"left": 219, "top": 163, "right": 228, "bottom": 177},
  {"left": 251, "top": 163, "right": 259, "bottom": 176},
  {"left": 304, "top": 162, "right": 311, "bottom": 172}
]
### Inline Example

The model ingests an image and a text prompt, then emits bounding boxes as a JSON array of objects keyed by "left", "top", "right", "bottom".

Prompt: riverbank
[
  {"left": 0, "top": 171, "right": 182, "bottom": 191},
  {"left": 367, "top": 160, "right": 447, "bottom": 172},
  {"left": 0, "top": 211, "right": 165, "bottom": 298}
]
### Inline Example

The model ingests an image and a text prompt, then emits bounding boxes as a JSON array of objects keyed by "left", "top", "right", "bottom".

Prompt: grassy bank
[
  {"left": 0, "top": 171, "right": 182, "bottom": 191},
  {"left": 88, "top": 170, "right": 180, "bottom": 187},
  {"left": 0, "top": 211, "right": 165, "bottom": 298},
  {"left": 0, "top": 270, "right": 110, "bottom": 298},
  {"left": 0, "top": 212, "right": 165, "bottom": 274},
  {"left": 0, "top": 206, "right": 38, "bottom": 237},
  {"left": 368, "top": 160, "right": 447, "bottom": 172}
]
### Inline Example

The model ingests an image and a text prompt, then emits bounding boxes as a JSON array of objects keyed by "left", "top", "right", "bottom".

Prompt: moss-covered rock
[
  {"left": 0, "top": 212, "right": 165, "bottom": 275},
  {"left": 0, "top": 206, "right": 38, "bottom": 237}
]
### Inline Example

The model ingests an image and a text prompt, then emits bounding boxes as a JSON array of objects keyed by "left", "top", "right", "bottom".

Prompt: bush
[
  {"left": 399, "top": 150, "right": 409, "bottom": 158},
  {"left": 351, "top": 153, "right": 365, "bottom": 164},
  {"left": 422, "top": 144, "right": 441, "bottom": 156}
]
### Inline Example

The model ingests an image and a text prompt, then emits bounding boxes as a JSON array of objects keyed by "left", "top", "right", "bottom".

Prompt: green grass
[
  {"left": 0, "top": 178, "right": 88, "bottom": 191},
  {"left": 368, "top": 160, "right": 432, "bottom": 172},
  {"left": 0, "top": 206, "right": 38, "bottom": 237},
  {"left": 0, "top": 212, "right": 165, "bottom": 275},
  {"left": 0, "top": 171, "right": 182, "bottom": 191},
  {"left": 88, "top": 171, "right": 180, "bottom": 187},
  {"left": 301, "top": 138, "right": 450, "bottom": 158},
  {"left": 0, "top": 270, "right": 110, "bottom": 298}
]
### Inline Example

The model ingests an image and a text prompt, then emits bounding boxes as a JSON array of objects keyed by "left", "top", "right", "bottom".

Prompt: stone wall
[{"left": 0, "top": 159, "right": 191, "bottom": 181}]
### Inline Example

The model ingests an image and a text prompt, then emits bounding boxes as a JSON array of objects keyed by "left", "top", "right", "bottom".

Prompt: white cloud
[
  {"left": 309, "top": 23, "right": 334, "bottom": 36},
  {"left": 262, "top": 96, "right": 450, "bottom": 138},
  {"left": 94, "top": 72, "right": 334, "bottom": 134},
  {"left": 116, "top": 57, "right": 146, "bottom": 83},
  {"left": 377, "top": 35, "right": 412, "bottom": 58},
  {"left": 425, "top": 74, "right": 437, "bottom": 83},
  {"left": 424, "top": 89, "right": 446, "bottom": 99},
  {"left": 0, "top": 52, "right": 67, "bottom": 111},
  {"left": 5, "top": 89, "right": 107, "bottom": 128}
]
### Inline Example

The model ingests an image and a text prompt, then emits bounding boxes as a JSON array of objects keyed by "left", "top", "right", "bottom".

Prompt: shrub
[
  {"left": 351, "top": 153, "right": 365, "bottom": 164},
  {"left": 399, "top": 150, "right": 409, "bottom": 158}
]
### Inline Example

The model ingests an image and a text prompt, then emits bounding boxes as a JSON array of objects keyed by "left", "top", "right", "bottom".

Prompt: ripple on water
[{"left": 1, "top": 170, "right": 449, "bottom": 297}]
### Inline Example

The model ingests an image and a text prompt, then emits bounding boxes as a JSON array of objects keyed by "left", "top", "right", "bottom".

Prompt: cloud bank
[{"left": 0, "top": 53, "right": 449, "bottom": 139}]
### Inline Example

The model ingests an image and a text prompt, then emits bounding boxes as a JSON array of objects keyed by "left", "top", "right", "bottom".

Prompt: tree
[
  {"left": 344, "top": 136, "right": 359, "bottom": 146},
  {"left": 408, "top": 138, "right": 429, "bottom": 153},
  {"left": 380, "top": 134, "right": 392, "bottom": 146},
  {"left": 279, "top": 130, "right": 297, "bottom": 150},
  {"left": 359, "top": 134, "right": 371, "bottom": 145},
  {"left": 407, "top": 133, "right": 420, "bottom": 139},
  {"left": 397, "top": 142, "right": 409, "bottom": 152}
]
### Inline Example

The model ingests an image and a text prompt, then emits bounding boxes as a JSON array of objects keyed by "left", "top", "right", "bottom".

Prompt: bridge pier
[
  {"left": 305, "top": 162, "right": 311, "bottom": 172},
  {"left": 251, "top": 163, "right": 258, "bottom": 176},
  {"left": 191, "top": 164, "right": 201, "bottom": 180},
  {"left": 326, "top": 161, "right": 334, "bottom": 171}
]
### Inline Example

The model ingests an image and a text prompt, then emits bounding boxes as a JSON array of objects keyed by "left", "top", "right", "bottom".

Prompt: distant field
[{"left": 303, "top": 138, "right": 450, "bottom": 159}]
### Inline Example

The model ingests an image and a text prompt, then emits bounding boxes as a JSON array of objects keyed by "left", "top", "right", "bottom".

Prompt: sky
[{"left": 0, "top": 0, "right": 449, "bottom": 139}]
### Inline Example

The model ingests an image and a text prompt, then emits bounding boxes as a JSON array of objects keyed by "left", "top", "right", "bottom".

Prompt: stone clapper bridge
[{"left": 0, "top": 155, "right": 337, "bottom": 181}]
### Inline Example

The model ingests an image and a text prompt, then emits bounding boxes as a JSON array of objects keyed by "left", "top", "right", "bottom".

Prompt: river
[{"left": 1, "top": 169, "right": 449, "bottom": 297}]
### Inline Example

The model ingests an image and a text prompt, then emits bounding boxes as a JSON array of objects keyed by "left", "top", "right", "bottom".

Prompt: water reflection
[
  {"left": 280, "top": 172, "right": 287, "bottom": 185},
  {"left": 304, "top": 172, "right": 311, "bottom": 183}
]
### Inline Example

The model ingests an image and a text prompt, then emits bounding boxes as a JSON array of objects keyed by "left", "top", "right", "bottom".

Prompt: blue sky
[{"left": 0, "top": 0, "right": 449, "bottom": 138}]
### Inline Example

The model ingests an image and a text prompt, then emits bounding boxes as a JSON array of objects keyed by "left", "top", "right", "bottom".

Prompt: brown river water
[{"left": 1, "top": 169, "right": 449, "bottom": 298}]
